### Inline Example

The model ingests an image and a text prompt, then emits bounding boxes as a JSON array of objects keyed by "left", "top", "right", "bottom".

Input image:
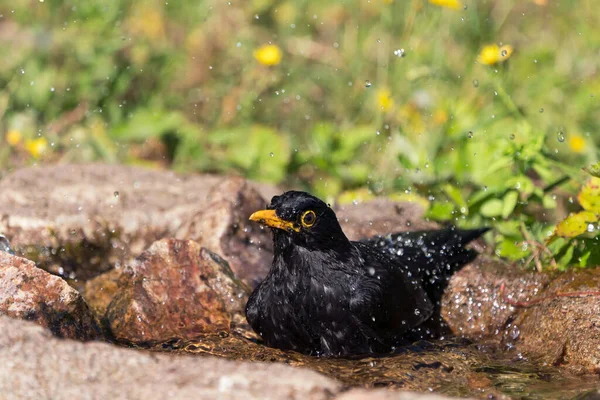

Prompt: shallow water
[{"left": 145, "top": 330, "right": 600, "bottom": 399}]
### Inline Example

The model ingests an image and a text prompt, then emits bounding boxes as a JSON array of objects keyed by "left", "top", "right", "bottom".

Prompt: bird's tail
[{"left": 367, "top": 226, "right": 489, "bottom": 305}]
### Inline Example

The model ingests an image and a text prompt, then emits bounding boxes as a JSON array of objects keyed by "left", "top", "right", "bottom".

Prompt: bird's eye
[{"left": 301, "top": 210, "right": 316, "bottom": 227}]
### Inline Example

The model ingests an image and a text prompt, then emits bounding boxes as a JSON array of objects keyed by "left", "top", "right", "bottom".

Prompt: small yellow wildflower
[
  {"left": 532, "top": 0, "right": 548, "bottom": 5},
  {"left": 24, "top": 137, "right": 48, "bottom": 158},
  {"left": 568, "top": 135, "right": 586, "bottom": 153},
  {"left": 254, "top": 44, "right": 283, "bottom": 66},
  {"left": 477, "top": 44, "right": 513, "bottom": 65},
  {"left": 5, "top": 129, "right": 22, "bottom": 146},
  {"left": 428, "top": 0, "right": 462, "bottom": 10},
  {"left": 376, "top": 88, "right": 394, "bottom": 112},
  {"left": 128, "top": 6, "right": 165, "bottom": 40},
  {"left": 433, "top": 109, "right": 448, "bottom": 125}
]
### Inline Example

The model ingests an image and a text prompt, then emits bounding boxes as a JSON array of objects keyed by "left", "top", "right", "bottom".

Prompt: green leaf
[
  {"left": 480, "top": 198, "right": 504, "bottom": 217},
  {"left": 554, "top": 211, "right": 598, "bottom": 238},
  {"left": 582, "top": 162, "right": 600, "bottom": 178},
  {"left": 442, "top": 184, "right": 468, "bottom": 215},
  {"left": 578, "top": 177, "right": 600, "bottom": 214},
  {"left": 495, "top": 236, "right": 528, "bottom": 261},
  {"left": 425, "top": 202, "right": 455, "bottom": 221},
  {"left": 542, "top": 193, "right": 557, "bottom": 209},
  {"left": 505, "top": 175, "right": 535, "bottom": 196},
  {"left": 502, "top": 190, "right": 519, "bottom": 219},
  {"left": 110, "top": 109, "right": 188, "bottom": 141}
]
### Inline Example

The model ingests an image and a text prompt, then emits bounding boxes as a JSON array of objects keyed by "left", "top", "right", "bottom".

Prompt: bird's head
[{"left": 249, "top": 191, "right": 350, "bottom": 252}]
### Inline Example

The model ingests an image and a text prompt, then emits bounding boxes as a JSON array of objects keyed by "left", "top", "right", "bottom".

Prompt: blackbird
[
  {"left": 246, "top": 191, "right": 487, "bottom": 356},
  {"left": 0, "top": 235, "right": 13, "bottom": 255}
]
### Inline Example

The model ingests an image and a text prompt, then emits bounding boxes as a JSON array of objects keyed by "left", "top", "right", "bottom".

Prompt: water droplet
[
  {"left": 539, "top": 108, "right": 544, "bottom": 113},
  {"left": 509, "top": 134, "right": 515, "bottom": 140},
  {"left": 501, "top": 49, "right": 508, "bottom": 57},
  {"left": 557, "top": 131, "right": 565, "bottom": 142},
  {"left": 269, "top": 152, "right": 274, "bottom": 157},
  {"left": 114, "top": 191, "right": 120, "bottom": 198},
  {"left": 414, "top": 309, "right": 421, "bottom": 316},
  {"left": 467, "top": 131, "right": 473, "bottom": 138},
  {"left": 587, "top": 224, "right": 595, "bottom": 233},
  {"left": 472, "top": 79, "right": 479, "bottom": 88},
  {"left": 365, "top": 80, "right": 372, "bottom": 88},
  {"left": 394, "top": 48, "right": 405, "bottom": 58}
]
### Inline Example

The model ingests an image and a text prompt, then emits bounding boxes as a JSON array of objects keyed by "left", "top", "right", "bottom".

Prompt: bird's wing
[{"left": 349, "top": 242, "right": 434, "bottom": 344}]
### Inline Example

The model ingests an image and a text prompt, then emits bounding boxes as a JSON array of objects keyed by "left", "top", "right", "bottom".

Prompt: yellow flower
[
  {"left": 428, "top": 0, "right": 462, "bottom": 10},
  {"left": 477, "top": 44, "right": 513, "bottom": 65},
  {"left": 254, "top": 44, "right": 283, "bottom": 66},
  {"left": 128, "top": 6, "right": 165, "bottom": 40},
  {"left": 433, "top": 109, "right": 448, "bottom": 125},
  {"left": 568, "top": 135, "right": 586, "bottom": 153},
  {"left": 376, "top": 88, "right": 394, "bottom": 112},
  {"left": 5, "top": 129, "right": 22, "bottom": 146},
  {"left": 24, "top": 137, "right": 48, "bottom": 158}
]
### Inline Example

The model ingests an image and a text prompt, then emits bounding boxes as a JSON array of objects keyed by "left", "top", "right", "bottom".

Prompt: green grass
[{"left": 1, "top": 0, "right": 599, "bottom": 269}]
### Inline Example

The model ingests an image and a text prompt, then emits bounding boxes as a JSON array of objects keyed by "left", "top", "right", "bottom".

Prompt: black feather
[{"left": 245, "top": 191, "right": 487, "bottom": 356}]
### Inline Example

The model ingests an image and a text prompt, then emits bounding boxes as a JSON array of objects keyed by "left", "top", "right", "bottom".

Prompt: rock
[
  {"left": 335, "top": 389, "right": 463, "bottom": 400},
  {"left": 82, "top": 268, "right": 122, "bottom": 321},
  {"left": 106, "top": 239, "right": 250, "bottom": 344},
  {"left": 175, "top": 177, "right": 274, "bottom": 287},
  {"left": 0, "top": 251, "right": 100, "bottom": 340},
  {"left": 509, "top": 268, "right": 600, "bottom": 374},
  {"left": 0, "top": 164, "right": 278, "bottom": 281},
  {"left": 441, "top": 257, "right": 549, "bottom": 338},
  {"left": 335, "top": 199, "right": 436, "bottom": 241},
  {"left": 0, "top": 316, "right": 341, "bottom": 400}
]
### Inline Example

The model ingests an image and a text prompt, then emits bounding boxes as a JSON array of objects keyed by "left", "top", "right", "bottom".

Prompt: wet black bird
[
  {"left": 246, "top": 191, "right": 487, "bottom": 356},
  {"left": 0, "top": 235, "right": 13, "bottom": 255}
]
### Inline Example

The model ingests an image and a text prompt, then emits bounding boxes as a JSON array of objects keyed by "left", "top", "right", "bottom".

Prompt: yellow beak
[{"left": 249, "top": 209, "right": 300, "bottom": 232}]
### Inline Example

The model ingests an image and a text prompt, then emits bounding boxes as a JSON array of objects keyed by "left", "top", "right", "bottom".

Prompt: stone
[
  {"left": 335, "top": 389, "right": 463, "bottom": 400},
  {"left": 0, "top": 164, "right": 278, "bottom": 281},
  {"left": 81, "top": 268, "right": 122, "bottom": 321},
  {"left": 441, "top": 257, "right": 549, "bottom": 338},
  {"left": 175, "top": 177, "right": 274, "bottom": 287},
  {"left": 335, "top": 199, "right": 436, "bottom": 241},
  {"left": 509, "top": 268, "right": 600, "bottom": 374},
  {"left": 106, "top": 239, "right": 250, "bottom": 344},
  {"left": 0, "top": 251, "right": 100, "bottom": 341},
  {"left": 0, "top": 316, "right": 341, "bottom": 400}
]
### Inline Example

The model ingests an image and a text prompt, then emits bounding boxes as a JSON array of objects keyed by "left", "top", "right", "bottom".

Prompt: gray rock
[
  {"left": 335, "top": 389, "right": 466, "bottom": 400},
  {"left": 0, "top": 164, "right": 278, "bottom": 281},
  {"left": 0, "top": 315, "right": 340, "bottom": 400}
]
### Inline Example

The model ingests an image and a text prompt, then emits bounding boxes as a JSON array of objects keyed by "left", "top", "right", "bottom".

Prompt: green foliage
[{"left": 0, "top": 0, "right": 599, "bottom": 270}]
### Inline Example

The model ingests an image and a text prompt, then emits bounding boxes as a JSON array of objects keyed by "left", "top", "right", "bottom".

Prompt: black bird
[
  {"left": 0, "top": 235, "right": 13, "bottom": 255},
  {"left": 246, "top": 191, "right": 487, "bottom": 356}
]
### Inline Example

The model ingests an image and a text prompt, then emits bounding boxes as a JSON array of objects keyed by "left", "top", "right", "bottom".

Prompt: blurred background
[{"left": 1, "top": 0, "right": 599, "bottom": 267}]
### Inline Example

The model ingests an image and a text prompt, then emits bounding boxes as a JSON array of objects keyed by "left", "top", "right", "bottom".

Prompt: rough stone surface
[
  {"left": 441, "top": 257, "right": 549, "bottom": 338},
  {"left": 0, "top": 164, "right": 278, "bottom": 281},
  {"left": 0, "top": 251, "right": 100, "bottom": 341},
  {"left": 336, "top": 389, "right": 465, "bottom": 400},
  {"left": 509, "top": 268, "right": 600, "bottom": 374},
  {"left": 336, "top": 199, "right": 435, "bottom": 241},
  {"left": 175, "top": 177, "right": 274, "bottom": 287},
  {"left": 82, "top": 268, "right": 122, "bottom": 321},
  {"left": 0, "top": 316, "right": 341, "bottom": 400},
  {"left": 106, "top": 239, "right": 250, "bottom": 344}
]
